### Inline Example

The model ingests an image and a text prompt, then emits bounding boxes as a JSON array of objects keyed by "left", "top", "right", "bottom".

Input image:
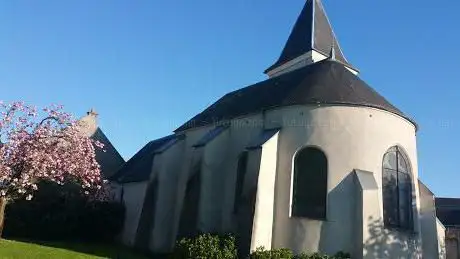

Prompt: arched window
[
  {"left": 234, "top": 151, "right": 248, "bottom": 213},
  {"left": 292, "top": 147, "right": 328, "bottom": 219},
  {"left": 382, "top": 146, "right": 412, "bottom": 230}
]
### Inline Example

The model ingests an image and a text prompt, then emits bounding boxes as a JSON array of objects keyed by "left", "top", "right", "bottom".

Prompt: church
[{"left": 109, "top": 1, "right": 447, "bottom": 258}]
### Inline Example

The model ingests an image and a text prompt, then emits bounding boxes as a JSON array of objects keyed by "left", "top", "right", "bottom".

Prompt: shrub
[
  {"left": 171, "top": 234, "right": 350, "bottom": 259},
  {"left": 249, "top": 247, "right": 350, "bottom": 259},
  {"left": 297, "top": 252, "right": 328, "bottom": 259},
  {"left": 173, "top": 233, "right": 237, "bottom": 259},
  {"left": 249, "top": 247, "right": 294, "bottom": 259},
  {"left": 4, "top": 180, "right": 125, "bottom": 242}
]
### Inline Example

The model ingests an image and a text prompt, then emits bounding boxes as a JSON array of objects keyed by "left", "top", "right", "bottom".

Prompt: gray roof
[
  {"left": 76, "top": 111, "right": 125, "bottom": 179},
  {"left": 247, "top": 128, "right": 281, "bottom": 150},
  {"left": 112, "top": 135, "right": 178, "bottom": 183},
  {"left": 193, "top": 126, "right": 228, "bottom": 148},
  {"left": 92, "top": 128, "right": 125, "bottom": 179},
  {"left": 176, "top": 60, "right": 416, "bottom": 132},
  {"left": 265, "top": 0, "right": 356, "bottom": 73},
  {"left": 436, "top": 197, "right": 460, "bottom": 227}
]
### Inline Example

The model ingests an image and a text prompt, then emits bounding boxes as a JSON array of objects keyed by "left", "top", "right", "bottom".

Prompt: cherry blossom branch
[{"left": 0, "top": 101, "right": 106, "bottom": 201}]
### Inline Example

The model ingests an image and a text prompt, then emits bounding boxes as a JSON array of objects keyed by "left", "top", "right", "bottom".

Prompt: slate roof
[
  {"left": 247, "top": 128, "right": 281, "bottom": 150},
  {"left": 111, "top": 135, "right": 177, "bottom": 183},
  {"left": 265, "top": 0, "right": 356, "bottom": 73},
  {"left": 176, "top": 60, "right": 416, "bottom": 132},
  {"left": 436, "top": 197, "right": 460, "bottom": 227},
  {"left": 193, "top": 125, "right": 228, "bottom": 148},
  {"left": 436, "top": 198, "right": 460, "bottom": 208},
  {"left": 92, "top": 128, "right": 125, "bottom": 179},
  {"left": 76, "top": 111, "right": 125, "bottom": 179}
]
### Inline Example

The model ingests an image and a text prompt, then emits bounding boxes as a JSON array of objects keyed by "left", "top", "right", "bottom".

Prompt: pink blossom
[{"left": 0, "top": 101, "right": 105, "bottom": 201}]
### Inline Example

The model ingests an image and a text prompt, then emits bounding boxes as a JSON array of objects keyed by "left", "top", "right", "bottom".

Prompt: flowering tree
[{"left": 0, "top": 101, "right": 105, "bottom": 236}]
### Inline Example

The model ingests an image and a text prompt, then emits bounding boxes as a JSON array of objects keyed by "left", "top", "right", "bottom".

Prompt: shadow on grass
[{"left": 12, "top": 239, "right": 164, "bottom": 259}]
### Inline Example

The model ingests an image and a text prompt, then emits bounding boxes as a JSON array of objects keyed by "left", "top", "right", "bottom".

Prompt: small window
[
  {"left": 382, "top": 146, "right": 413, "bottom": 230},
  {"left": 234, "top": 151, "right": 248, "bottom": 213},
  {"left": 291, "top": 147, "right": 328, "bottom": 219}
]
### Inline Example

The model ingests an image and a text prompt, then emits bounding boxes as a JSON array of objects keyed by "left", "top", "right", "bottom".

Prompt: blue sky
[{"left": 1, "top": 0, "right": 459, "bottom": 197}]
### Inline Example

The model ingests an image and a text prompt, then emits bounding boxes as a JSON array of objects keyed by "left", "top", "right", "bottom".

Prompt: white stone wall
[
  {"left": 262, "top": 105, "right": 420, "bottom": 258},
  {"left": 436, "top": 219, "right": 446, "bottom": 259},
  {"left": 135, "top": 104, "right": 423, "bottom": 257},
  {"left": 168, "top": 115, "right": 265, "bottom": 240},
  {"left": 150, "top": 138, "right": 187, "bottom": 252},
  {"left": 419, "top": 181, "right": 443, "bottom": 258},
  {"left": 120, "top": 182, "right": 148, "bottom": 246},
  {"left": 250, "top": 131, "right": 279, "bottom": 251}
]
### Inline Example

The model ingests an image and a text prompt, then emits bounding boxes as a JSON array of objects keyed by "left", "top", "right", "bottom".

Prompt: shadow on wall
[
  {"left": 235, "top": 186, "right": 257, "bottom": 259},
  {"left": 318, "top": 173, "right": 355, "bottom": 255},
  {"left": 445, "top": 235, "right": 458, "bottom": 259},
  {"left": 363, "top": 217, "right": 418, "bottom": 259},
  {"left": 177, "top": 168, "right": 201, "bottom": 240},
  {"left": 134, "top": 178, "right": 159, "bottom": 251}
]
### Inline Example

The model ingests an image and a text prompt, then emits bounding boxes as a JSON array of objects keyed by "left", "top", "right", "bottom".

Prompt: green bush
[
  {"left": 173, "top": 233, "right": 237, "bottom": 259},
  {"left": 249, "top": 247, "right": 294, "bottom": 259},
  {"left": 4, "top": 180, "right": 125, "bottom": 242},
  {"left": 249, "top": 247, "right": 350, "bottom": 259},
  {"left": 171, "top": 234, "right": 350, "bottom": 259}
]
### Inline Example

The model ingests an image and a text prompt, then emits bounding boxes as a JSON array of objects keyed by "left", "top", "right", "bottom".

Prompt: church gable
[{"left": 77, "top": 109, "right": 125, "bottom": 179}]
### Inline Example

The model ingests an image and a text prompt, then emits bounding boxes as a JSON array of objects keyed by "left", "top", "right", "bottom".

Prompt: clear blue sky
[{"left": 1, "top": 0, "right": 459, "bottom": 197}]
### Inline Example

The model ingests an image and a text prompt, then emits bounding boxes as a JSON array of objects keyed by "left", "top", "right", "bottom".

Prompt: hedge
[
  {"left": 172, "top": 233, "right": 351, "bottom": 259},
  {"left": 3, "top": 180, "right": 125, "bottom": 242}
]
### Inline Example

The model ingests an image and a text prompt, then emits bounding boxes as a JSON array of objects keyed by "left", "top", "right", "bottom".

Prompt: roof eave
[
  {"left": 312, "top": 48, "right": 360, "bottom": 74},
  {"left": 174, "top": 102, "right": 418, "bottom": 133}
]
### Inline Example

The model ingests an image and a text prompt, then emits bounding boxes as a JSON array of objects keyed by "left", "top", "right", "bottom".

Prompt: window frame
[
  {"left": 382, "top": 146, "right": 413, "bottom": 231},
  {"left": 290, "top": 146, "right": 328, "bottom": 220}
]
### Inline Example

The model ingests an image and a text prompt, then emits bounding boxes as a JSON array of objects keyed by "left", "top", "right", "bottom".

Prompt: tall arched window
[
  {"left": 382, "top": 146, "right": 412, "bottom": 230},
  {"left": 292, "top": 147, "right": 328, "bottom": 219}
]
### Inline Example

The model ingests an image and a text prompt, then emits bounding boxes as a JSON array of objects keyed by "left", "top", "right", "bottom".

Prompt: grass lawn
[{"left": 0, "top": 239, "right": 151, "bottom": 259}]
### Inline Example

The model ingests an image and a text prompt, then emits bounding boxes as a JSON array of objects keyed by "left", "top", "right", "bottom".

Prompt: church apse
[{"left": 115, "top": 0, "right": 430, "bottom": 256}]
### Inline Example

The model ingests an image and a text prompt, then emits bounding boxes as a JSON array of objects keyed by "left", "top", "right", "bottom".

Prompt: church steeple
[{"left": 265, "top": 0, "right": 358, "bottom": 77}]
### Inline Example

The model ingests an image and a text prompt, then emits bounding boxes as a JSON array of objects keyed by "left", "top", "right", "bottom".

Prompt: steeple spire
[{"left": 265, "top": 0, "right": 358, "bottom": 77}]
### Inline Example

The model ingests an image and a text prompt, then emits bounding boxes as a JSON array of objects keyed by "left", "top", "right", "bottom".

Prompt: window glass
[
  {"left": 292, "top": 147, "right": 327, "bottom": 219},
  {"left": 382, "top": 147, "right": 412, "bottom": 230}
]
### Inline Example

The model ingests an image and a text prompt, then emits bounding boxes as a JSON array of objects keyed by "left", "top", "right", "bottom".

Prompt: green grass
[{"left": 0, "top": 239, "right": 151, "bottom": 259}]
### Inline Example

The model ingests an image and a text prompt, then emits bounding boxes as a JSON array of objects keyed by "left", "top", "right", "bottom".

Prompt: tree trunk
[{"left": 0, "top": 197, "right": 7, "bottom": 238}]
